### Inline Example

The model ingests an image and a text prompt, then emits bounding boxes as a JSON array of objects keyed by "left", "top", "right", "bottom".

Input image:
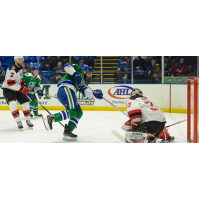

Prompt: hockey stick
[
  {"left": 81, "top": 82, "right": 129, "bottom": 118},
  {"left": 111, "top": 130, "right": 125, "bottom": 142},
  {"left": 34, "top": 92, "right": 58, "bottom": 99},
  {"left": 28, "top": 94, "right": 65, "bottom": 128},
  {"left": 165, "top": 119, "right": 186, "bottom": 128}
]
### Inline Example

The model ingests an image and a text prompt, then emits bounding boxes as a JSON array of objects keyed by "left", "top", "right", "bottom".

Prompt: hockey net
[{"left": 187, "top": 78, "right": 199, "bottom": 143}]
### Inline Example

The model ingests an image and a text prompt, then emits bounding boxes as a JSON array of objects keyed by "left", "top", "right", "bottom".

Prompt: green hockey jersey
[
  {"left": 22, "top": 73, "right": 41, "bottom": 93},
  {"left": 58, "top": 63, "right": 88, "bottom": 93}
]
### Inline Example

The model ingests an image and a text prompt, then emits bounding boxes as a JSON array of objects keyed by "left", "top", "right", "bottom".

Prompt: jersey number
[
  {"left": 144, "top": 101, "right": 159, "bottom": 111},
  {"left": 29, "top": 82, "right": 36, "bottom": 90},
  {"left": 10, "top": 73, "right": 14, "bottom": 77}
]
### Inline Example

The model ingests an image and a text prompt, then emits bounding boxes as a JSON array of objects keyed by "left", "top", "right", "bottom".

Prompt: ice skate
[
  {"left": 148, "top": 137, "right": 162, "bottom": 143},
  {"left": 34, "top": 113, "right": 43, "bottom": 117},
  {"left": 161, "top": 136, "right": 175, "bottom": 143},
  {"left": 63, "top": 124, "right": 77, "bottom": 141},
  {"left": 30, "top": 113, "right": 33, "bottom": 118},
  {"left": 17, "top": 121, "right": 23, "bottom": 129},
  {"left": 26, "top": 120, "right": 34, "bottom": 128},
  {"left": 42, "top": 115, "right": 54, "bottom": 131}
]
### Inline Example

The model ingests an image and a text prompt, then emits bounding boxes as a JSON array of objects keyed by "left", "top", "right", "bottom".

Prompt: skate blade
[
  {"left": 28, "top": 127, "right": 34, "bottom": 130},
  {"left": 63, "top": 136, "right": 77, "bottom": 141},
  {"left": 155, "top": 139, "right": 163, "bottom": 143},
  {"left": 34, "top": 115, "right": 43, "bottom": 117},
  {"left": 42, "top": 116, "right": 50, "bottom": 131}
]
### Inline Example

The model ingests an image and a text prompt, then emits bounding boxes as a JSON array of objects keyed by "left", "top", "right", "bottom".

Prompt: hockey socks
[
  {"left": 30, "top": 100, "right": 39, "bottom": 115},
  {"left": 9, "top": 100, "right": 21, "bottom": 122},
  {"left": 54, "top": 109, "right": 77, "bottom": 122},
  {"left": 22, "top": 102, "right": 31, "bottom": 120},
  {"left": 54, "top": 109, "right": 83, "bottom": 131}
]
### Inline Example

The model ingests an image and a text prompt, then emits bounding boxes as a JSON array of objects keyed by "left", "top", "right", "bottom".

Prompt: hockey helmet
[
  {"left": 130, "top": 88, "right": 143, "bottom": 97},
  {"left": 32, "top": 66, "right": 39, "bottom": 71},
  {"left": 81, "top": 65, "right": 92, "bottom": 73},
  {"left": 14, "top": 56, "right": 24, "bottom": 61}
]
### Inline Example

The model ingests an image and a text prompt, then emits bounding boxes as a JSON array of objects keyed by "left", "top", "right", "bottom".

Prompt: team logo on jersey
[{"left": 108, "top": 85, "right": 133, "bottom": 99}]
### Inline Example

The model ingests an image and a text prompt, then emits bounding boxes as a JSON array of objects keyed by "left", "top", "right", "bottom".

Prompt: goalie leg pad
[{"left": 125, "top": 131, "right": 152, "bottom": 143}]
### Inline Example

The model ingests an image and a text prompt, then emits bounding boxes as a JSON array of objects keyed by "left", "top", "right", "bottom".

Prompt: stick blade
[
  {"left": 111, "top": 130, "right": 125, "bottom": 142},
  {"left": 42, "top": 116, "right": 50, "bottom": 131}
]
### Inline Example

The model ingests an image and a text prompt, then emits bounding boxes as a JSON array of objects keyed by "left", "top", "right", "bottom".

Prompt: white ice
[{"left": 0, "top": 111, "right": 187, "bottom": 143}]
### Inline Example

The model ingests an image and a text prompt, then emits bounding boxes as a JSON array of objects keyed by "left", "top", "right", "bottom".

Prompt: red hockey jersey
[
  {"left": 2, "top": 64, "right": 23, "bottom": 91},
  {"left": 126, "top": 95, "right": 166, "bottom": 124}
]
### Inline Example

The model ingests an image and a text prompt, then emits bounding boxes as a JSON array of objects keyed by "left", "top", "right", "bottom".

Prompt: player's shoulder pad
[
  {"left": 9, "top": 65, "right": 17, "bottom": 72},
  {"left": 24, "top": 73, "right": 33, "bottom": 77},
  {"left": 64, "top": 63, "right": 73, "bottom": 67},
  {"left": 36, "top": 75, "right": 41, "bottom": 80}
]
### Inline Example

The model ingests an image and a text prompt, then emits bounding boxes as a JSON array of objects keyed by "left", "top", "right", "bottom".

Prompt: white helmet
[
  {"left": 130, "top": 88, "right": 143, "bottom": 97},
  {"left": 14, "top": 56, "right": 24, "bottom": 61}
]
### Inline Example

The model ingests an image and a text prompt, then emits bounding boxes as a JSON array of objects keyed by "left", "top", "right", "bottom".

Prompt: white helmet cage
[{"left": 130, "top": 88, "right": 143, "bottom": 97}]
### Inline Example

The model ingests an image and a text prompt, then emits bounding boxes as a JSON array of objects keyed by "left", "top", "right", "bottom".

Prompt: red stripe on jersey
[
  {"left": 7, "top": 79, "right": 16, "bottom": 86},
  {"left": 23, "top": 110, "right": 30, "bottom": 117},
  {"left": 128, "top": 109, "right": 142, "bottom": 116},
  {"left": 12, "top": 109, "right": 20, "bottom": 118}
]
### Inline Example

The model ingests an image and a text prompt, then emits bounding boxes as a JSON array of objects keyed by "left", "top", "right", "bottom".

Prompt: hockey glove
[
  {"left": 19, "top": 85, "right": 29, "bottom": 95},
  {"left": 93, "top": 89, "right": 103, "bottom": 100},
  {"left": 37, "top": 90, "right": 43, "bottom": 96},
  {"left": 21, "top": 80, "right": 26, "bottom": 87},
  {"left": 73, "top": 72, "right": 82, "bottom": 85}
]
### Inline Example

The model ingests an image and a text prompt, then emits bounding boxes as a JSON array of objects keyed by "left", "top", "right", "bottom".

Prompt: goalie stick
[
  {"left": 111, "top": 130, "right": 125, "bottom": 142},
  {"left": 165, "top": 119, "right": 186, "bottom": 128}
]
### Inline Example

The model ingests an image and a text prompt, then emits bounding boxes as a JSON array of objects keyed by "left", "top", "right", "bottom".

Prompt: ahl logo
[{"left": 108, "top": 85, "right": 133, "bottom": 99}]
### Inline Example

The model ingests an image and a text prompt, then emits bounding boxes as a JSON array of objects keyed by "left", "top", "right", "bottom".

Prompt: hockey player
[
  {"left": 21, "top": 66, "right": 43, "bottom": 117},
  {"left": 122, "top": 88, "right": 174, "bottom": 143},
  {"left": 43, "top": 64, "right": 103, "bottom": 141},
  {"left": 1, "top": 56, "right": 33, "bottom": 129}
]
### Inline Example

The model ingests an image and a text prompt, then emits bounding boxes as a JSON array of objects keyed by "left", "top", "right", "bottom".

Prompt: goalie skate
[{"left": 161, "top": 136, "right": 175, "bottom": 143}]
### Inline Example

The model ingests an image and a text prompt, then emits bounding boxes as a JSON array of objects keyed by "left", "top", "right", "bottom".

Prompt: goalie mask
[{"left": 130, "top": 88, "right": 143, "bottom": 97}]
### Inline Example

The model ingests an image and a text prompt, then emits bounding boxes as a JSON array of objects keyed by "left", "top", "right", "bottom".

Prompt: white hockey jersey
[
  {"left": 126, "top": 95, "right": 166, "bottom": 124},
  {"left": 2, "top": 64, "right": 23, "bottom": 91}
]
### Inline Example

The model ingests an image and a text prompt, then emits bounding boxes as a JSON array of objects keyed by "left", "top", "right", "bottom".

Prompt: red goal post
[{"left": 187, "top": 78, "right": 199, "bottom": 143}]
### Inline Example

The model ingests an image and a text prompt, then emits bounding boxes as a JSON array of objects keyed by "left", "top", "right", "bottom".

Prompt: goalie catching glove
[{"left": 121, "top": 119, "right": 140, "bottom": 131}]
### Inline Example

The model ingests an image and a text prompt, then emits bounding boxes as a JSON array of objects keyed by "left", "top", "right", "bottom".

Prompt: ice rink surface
[{"left": 0, "top": 111, "right": 187, "bottom": 143}]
